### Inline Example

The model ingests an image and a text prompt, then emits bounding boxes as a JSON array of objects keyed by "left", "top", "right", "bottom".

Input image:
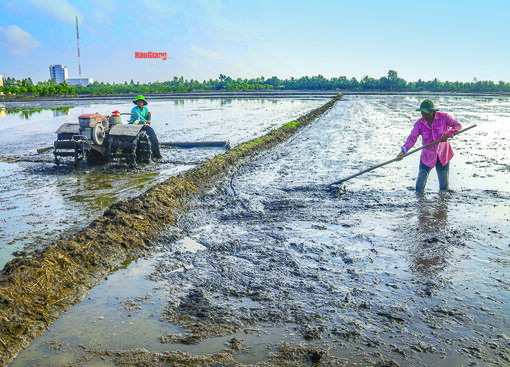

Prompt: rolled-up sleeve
[{"left": 403, "top": 121, "right": 421, "bottom": 151}]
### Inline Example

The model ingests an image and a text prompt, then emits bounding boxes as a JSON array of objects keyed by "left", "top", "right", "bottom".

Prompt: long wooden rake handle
[{"left": 328, "top": 124, "right": 477, "bottom": 187}]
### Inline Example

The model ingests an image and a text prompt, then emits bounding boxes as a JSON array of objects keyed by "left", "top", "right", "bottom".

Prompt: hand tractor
[{"left": 53, "top": 111, "right": 161, "bottom": 165}]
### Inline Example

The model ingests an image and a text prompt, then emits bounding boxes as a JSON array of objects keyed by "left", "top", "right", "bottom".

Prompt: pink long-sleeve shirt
[{"left": 403, "top": 112, "right": 462, "bottom": 168}]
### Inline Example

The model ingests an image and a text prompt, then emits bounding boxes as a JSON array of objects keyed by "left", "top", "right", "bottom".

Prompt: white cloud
[
  {"left": 140, "top": 0, "right": 177, "bottom": 19},
  {"left": 190, "top": 44, "right": 225, "bottom": 61},
  {"left": 0, "top": 25, "right": 42, "bottom": 55},
  {"left": 25, "top": 0, "right": 83, "bottom": 23}
]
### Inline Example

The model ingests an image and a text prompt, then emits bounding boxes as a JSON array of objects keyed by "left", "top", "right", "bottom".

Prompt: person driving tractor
[{"left": 129, "top": 95, "right": 151, "bottom": 125}]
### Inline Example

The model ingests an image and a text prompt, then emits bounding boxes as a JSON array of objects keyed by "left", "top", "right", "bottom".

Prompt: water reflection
[
  {"left": 417, "top": 193, "right": 449, "bottom": 230},
  {"left": 56, "top": 170, "right": 161, "bottom": 212},
  {"left": 52, "top": 108, "right": 72, "bottom": 116},
  {"left": 408, "top": 193, "right": 451, "bottom": 276},
  {"left": 0, "top": 106, "right": 74, "bottom": 119}
]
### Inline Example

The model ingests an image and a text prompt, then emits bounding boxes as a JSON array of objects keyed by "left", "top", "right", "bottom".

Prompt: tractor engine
[{"left": 78, "top": 114, "right": 108, "bottom": 146}]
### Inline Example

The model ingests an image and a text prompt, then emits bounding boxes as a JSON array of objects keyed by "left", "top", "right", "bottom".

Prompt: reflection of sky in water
[
  {"left": 0, "top": 98, "right": 326, "bottom": 268},
  {"left": 0, "top": 98, "right": 325, "bottom": 154}
]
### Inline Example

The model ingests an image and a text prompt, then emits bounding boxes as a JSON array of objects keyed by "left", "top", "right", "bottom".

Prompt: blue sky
[{"left": 1, "top": 0, "right": 509, "bottom": 83}]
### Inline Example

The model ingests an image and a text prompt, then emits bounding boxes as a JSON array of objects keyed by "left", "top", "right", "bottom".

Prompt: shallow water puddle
[{"left": 9, "top": 256, "right": 170, "bottom": 366}]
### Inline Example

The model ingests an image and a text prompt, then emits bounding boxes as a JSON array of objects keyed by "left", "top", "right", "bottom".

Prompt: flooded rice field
[
  {"left": 0, "top": 98, "right": 325, "bottom": 269},
  {"left": 5, "top": 95, "right": 510, "bottom": 366}
]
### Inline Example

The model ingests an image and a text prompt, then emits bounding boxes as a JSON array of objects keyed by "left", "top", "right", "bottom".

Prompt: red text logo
[{"left": 135, "top": 52, "right": 168, "bottom": 60}]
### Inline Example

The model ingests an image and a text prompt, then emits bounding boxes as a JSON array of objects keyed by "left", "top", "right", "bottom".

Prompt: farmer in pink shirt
[{"left": 397, "top": 99, "right": 462, "bottom": 192}]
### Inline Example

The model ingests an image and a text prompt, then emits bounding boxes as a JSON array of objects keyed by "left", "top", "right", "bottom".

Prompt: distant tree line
[
  {"left": 1, "top": 77, "right": 76, "bottom": 96},
  {"left": 2, "top": 71, "right": 509, "bottom": 97}
]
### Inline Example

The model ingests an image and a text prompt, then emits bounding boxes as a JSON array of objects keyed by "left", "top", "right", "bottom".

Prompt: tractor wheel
[{"left": 135, "top": 131, "right": 152, "bottom": 164}]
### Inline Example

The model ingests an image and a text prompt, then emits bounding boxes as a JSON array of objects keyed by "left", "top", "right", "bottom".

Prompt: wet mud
[
  {"left": 111, "top": 95, "right": 508, "bottom": 366},
  {"left": 147, "top": 188, "right": 509, "bottom": 366},
  {"left": 0, "top": 96, "right": 340, "bottom": 365},
  {"left": 5, "top": 95, "right": 510, "bottom": 366},
  {"left": 70, "top": 343, "right": 342, "bottom": 367},
  {"left": 0, "top": 156, "right": 54, "bottom": 164}
]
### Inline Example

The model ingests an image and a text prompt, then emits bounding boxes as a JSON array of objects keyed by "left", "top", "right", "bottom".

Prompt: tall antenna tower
[{"left": 75, "top": 16, "right": 82, "bottom": 85}]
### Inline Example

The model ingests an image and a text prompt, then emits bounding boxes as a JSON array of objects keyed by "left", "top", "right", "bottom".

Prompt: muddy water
[
  {"left": 9, "top": 95, "right": 510, "bottom": 366},
  {"left": 0, "top": 98, "right": 325, "bottom": 269}
]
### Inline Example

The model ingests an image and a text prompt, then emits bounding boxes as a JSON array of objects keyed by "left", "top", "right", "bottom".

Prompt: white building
[
  {"left": 49, "top": 65, "right": 68, "bottom": 84},
  {"left": 66, "top": 78, "right": 94, "bottom": 86}
]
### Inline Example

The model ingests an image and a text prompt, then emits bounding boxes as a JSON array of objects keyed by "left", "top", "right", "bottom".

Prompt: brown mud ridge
[{"left": 0, "top": 95, "right": 341, "bottom": 365}]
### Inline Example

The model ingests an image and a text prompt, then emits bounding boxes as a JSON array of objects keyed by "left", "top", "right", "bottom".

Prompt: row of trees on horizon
[{"left": 1, "top": 71, "right": 509, "bottom": 97}]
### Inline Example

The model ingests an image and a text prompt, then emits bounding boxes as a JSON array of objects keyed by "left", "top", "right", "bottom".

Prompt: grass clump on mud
[{"left": 0, "top": 95, "right": 340, "bottom": 365}]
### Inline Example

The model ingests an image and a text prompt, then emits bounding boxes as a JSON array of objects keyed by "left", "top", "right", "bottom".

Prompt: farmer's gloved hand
[
  {"left": 440, "top": 134, "right": 449, "bottom": 142},
  {"left": 396, "top": 151, "right": 405, "bottom": 160}
]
